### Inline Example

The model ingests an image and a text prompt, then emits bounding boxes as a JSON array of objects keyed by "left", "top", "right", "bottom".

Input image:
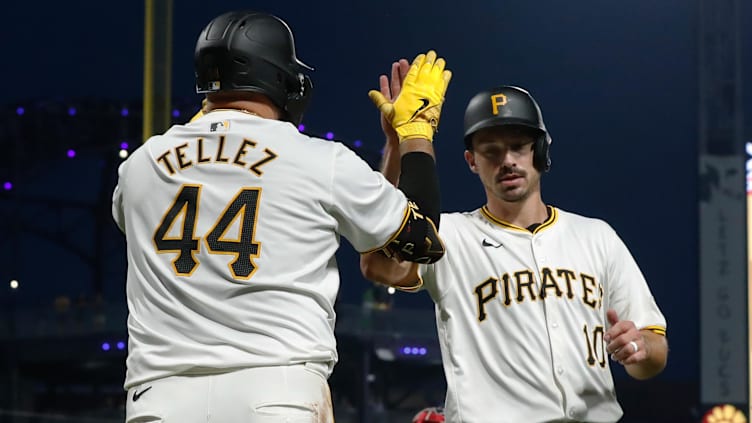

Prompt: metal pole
[{"left": 142, "top": 0, "right": 173, "bottom": 141}]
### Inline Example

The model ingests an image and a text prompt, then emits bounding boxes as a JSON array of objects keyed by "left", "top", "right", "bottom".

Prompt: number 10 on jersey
[{"left": 583, "top": 323, "right": 607, "bottom": 368}]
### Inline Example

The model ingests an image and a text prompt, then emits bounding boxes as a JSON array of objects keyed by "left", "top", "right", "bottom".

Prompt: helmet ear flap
[
  {"left": 533, "top": 133, "right": 551, "bottom": 172},
  {"left": 284, "top": 73, "right": 313, "bottom": 126}
]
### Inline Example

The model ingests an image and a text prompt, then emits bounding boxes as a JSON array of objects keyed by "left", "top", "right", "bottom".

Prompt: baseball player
[
  {"left": 112, "top": 10, "right": 451, "bottom": 423},
  {"left": 361, "top": 84, "right": 668, "bottom": 422}
]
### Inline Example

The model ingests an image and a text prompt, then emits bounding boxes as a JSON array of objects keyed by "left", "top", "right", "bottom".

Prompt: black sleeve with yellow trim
[{"left": 383, "top": 152, "right": 445, "bottom": 264}]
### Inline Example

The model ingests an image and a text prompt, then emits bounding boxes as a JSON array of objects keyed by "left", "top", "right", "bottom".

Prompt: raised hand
[
  {"left": 369, "top": 50, "right": 452, "bottom": 142},
  {"left": 376, "top": 59, "right": 410, "bottom": 143}
]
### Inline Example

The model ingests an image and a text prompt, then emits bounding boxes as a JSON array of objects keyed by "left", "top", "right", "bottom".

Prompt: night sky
[{"left": 4, "top": 0, "right": 752, "bottom": 387}]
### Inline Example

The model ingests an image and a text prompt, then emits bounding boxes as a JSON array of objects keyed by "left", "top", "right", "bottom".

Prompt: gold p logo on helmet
[{"left": 490, "top": 93, "right": 508, "bottom": 115}]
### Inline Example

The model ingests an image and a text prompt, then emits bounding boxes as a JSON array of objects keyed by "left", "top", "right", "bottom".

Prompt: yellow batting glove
[{"left": 369, "top": 50, "right": 452, "bottom": 142}]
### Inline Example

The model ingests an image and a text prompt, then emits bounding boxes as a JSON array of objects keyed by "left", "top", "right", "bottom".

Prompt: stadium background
[{"left": 1, "top": 0, "right": 750, "bottom": 421}]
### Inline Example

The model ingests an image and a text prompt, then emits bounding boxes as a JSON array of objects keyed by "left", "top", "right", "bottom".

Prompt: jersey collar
[{"left": 480, "top": 205, "right": 558, "bottom": 234}]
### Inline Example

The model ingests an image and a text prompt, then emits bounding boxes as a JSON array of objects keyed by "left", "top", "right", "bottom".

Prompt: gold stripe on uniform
[
  {"left": 642, "top": 326, "right": 667, "bottom": 336},
  {"left": 395, "top": 275, "right": 424, "bottom": 292}
]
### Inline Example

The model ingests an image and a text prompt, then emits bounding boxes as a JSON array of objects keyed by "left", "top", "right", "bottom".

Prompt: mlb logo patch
[
  {"left": 210, "top": 120, "right": 230, "bottom": 132},
  {"left": 209, "top": 81, "right": 221, "bottom": 90}
]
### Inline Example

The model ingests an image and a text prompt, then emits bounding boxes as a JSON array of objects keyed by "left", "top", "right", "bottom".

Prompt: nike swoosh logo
[
  {"left": 482, "top": 239, "right": 503, "bottom": 248},
  {"left": 409, "top": 98, "right": 430, "bottom": 120},
  {"left": 132, "top": 386, "right": 152, "bottom": 402}
]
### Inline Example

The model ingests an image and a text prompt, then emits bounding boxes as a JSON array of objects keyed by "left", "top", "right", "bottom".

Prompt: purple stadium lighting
[
  {"left": 172, "top": 109, "right": 180, "bottom": 118},
  {"left": 117, "top": 341, "right": 126, "bottom": 350},
  {"left": 353, "top": 140, "right": 362, "bottom": 148},
  {"left": 3, "top": 182, "right": 11, "bottom": 191},
  {"left": 121, "top": 108, "right": 129, "bottom": 117},
  {"left": 402, "top": 347, "right": 411, "bottom": 355},
  {"left": 419, "top": 347, "right": 427, "bottom": 355},
  {"left": 120, "top": 142, "right": 129, "bottom": 150},
  {"left": 67, "top": 149, "right": 76, "bottom": 158},
  {"left": 411, "top": 347, "right": 419, "bottom": 355},
  {"left": 325, "top": 132, "right": 334, "bottom": 140},
  {"left": 101, "top": 342, "right": 111, "bottom": 351},
  {"left": 68, "top": 107, "right": 77, "bottom": 116},
  {"left": 298, "top": 124, "right": 305, "bottom": 132},
  {"left": 16, "top": 107, "right": 24, "bottom": 116}
]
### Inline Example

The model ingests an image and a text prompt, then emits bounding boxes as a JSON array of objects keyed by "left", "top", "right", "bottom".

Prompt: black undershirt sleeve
[{"left": 397, "top": 152, "right": 441, "bottom": 227}]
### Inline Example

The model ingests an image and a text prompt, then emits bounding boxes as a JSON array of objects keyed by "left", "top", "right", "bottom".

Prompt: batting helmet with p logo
[{"left": 463, "top": 85, "right": 552, "bottom": 172}]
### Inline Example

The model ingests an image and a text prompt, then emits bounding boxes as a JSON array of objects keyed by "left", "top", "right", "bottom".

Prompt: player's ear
[{"left": 464, "top": 150, "right": 478, "bottom": 173}]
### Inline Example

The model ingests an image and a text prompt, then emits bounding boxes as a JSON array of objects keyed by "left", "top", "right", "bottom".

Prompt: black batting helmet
[
  {"left": 194, "top": 11, "right": 314, "bottom": 125},
  {"left": 463, "top": 85, "right": 552, "bottom": 172}
]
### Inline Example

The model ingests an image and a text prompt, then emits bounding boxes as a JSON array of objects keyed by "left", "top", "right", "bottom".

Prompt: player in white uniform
[
  {"left": 361, "top": 85, "right": 668, "bottom": 422},
  {"left": 112, "top": 10, "right": 451, "bottom": 423}
]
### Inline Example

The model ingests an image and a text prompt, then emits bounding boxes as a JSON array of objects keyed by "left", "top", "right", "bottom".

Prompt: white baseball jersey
[
  {"left": 112, "top": 110, "right": 408, "bottom": 389},
  {"left": 418, "top": 206, "right": 666, "bottom": 423}
]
